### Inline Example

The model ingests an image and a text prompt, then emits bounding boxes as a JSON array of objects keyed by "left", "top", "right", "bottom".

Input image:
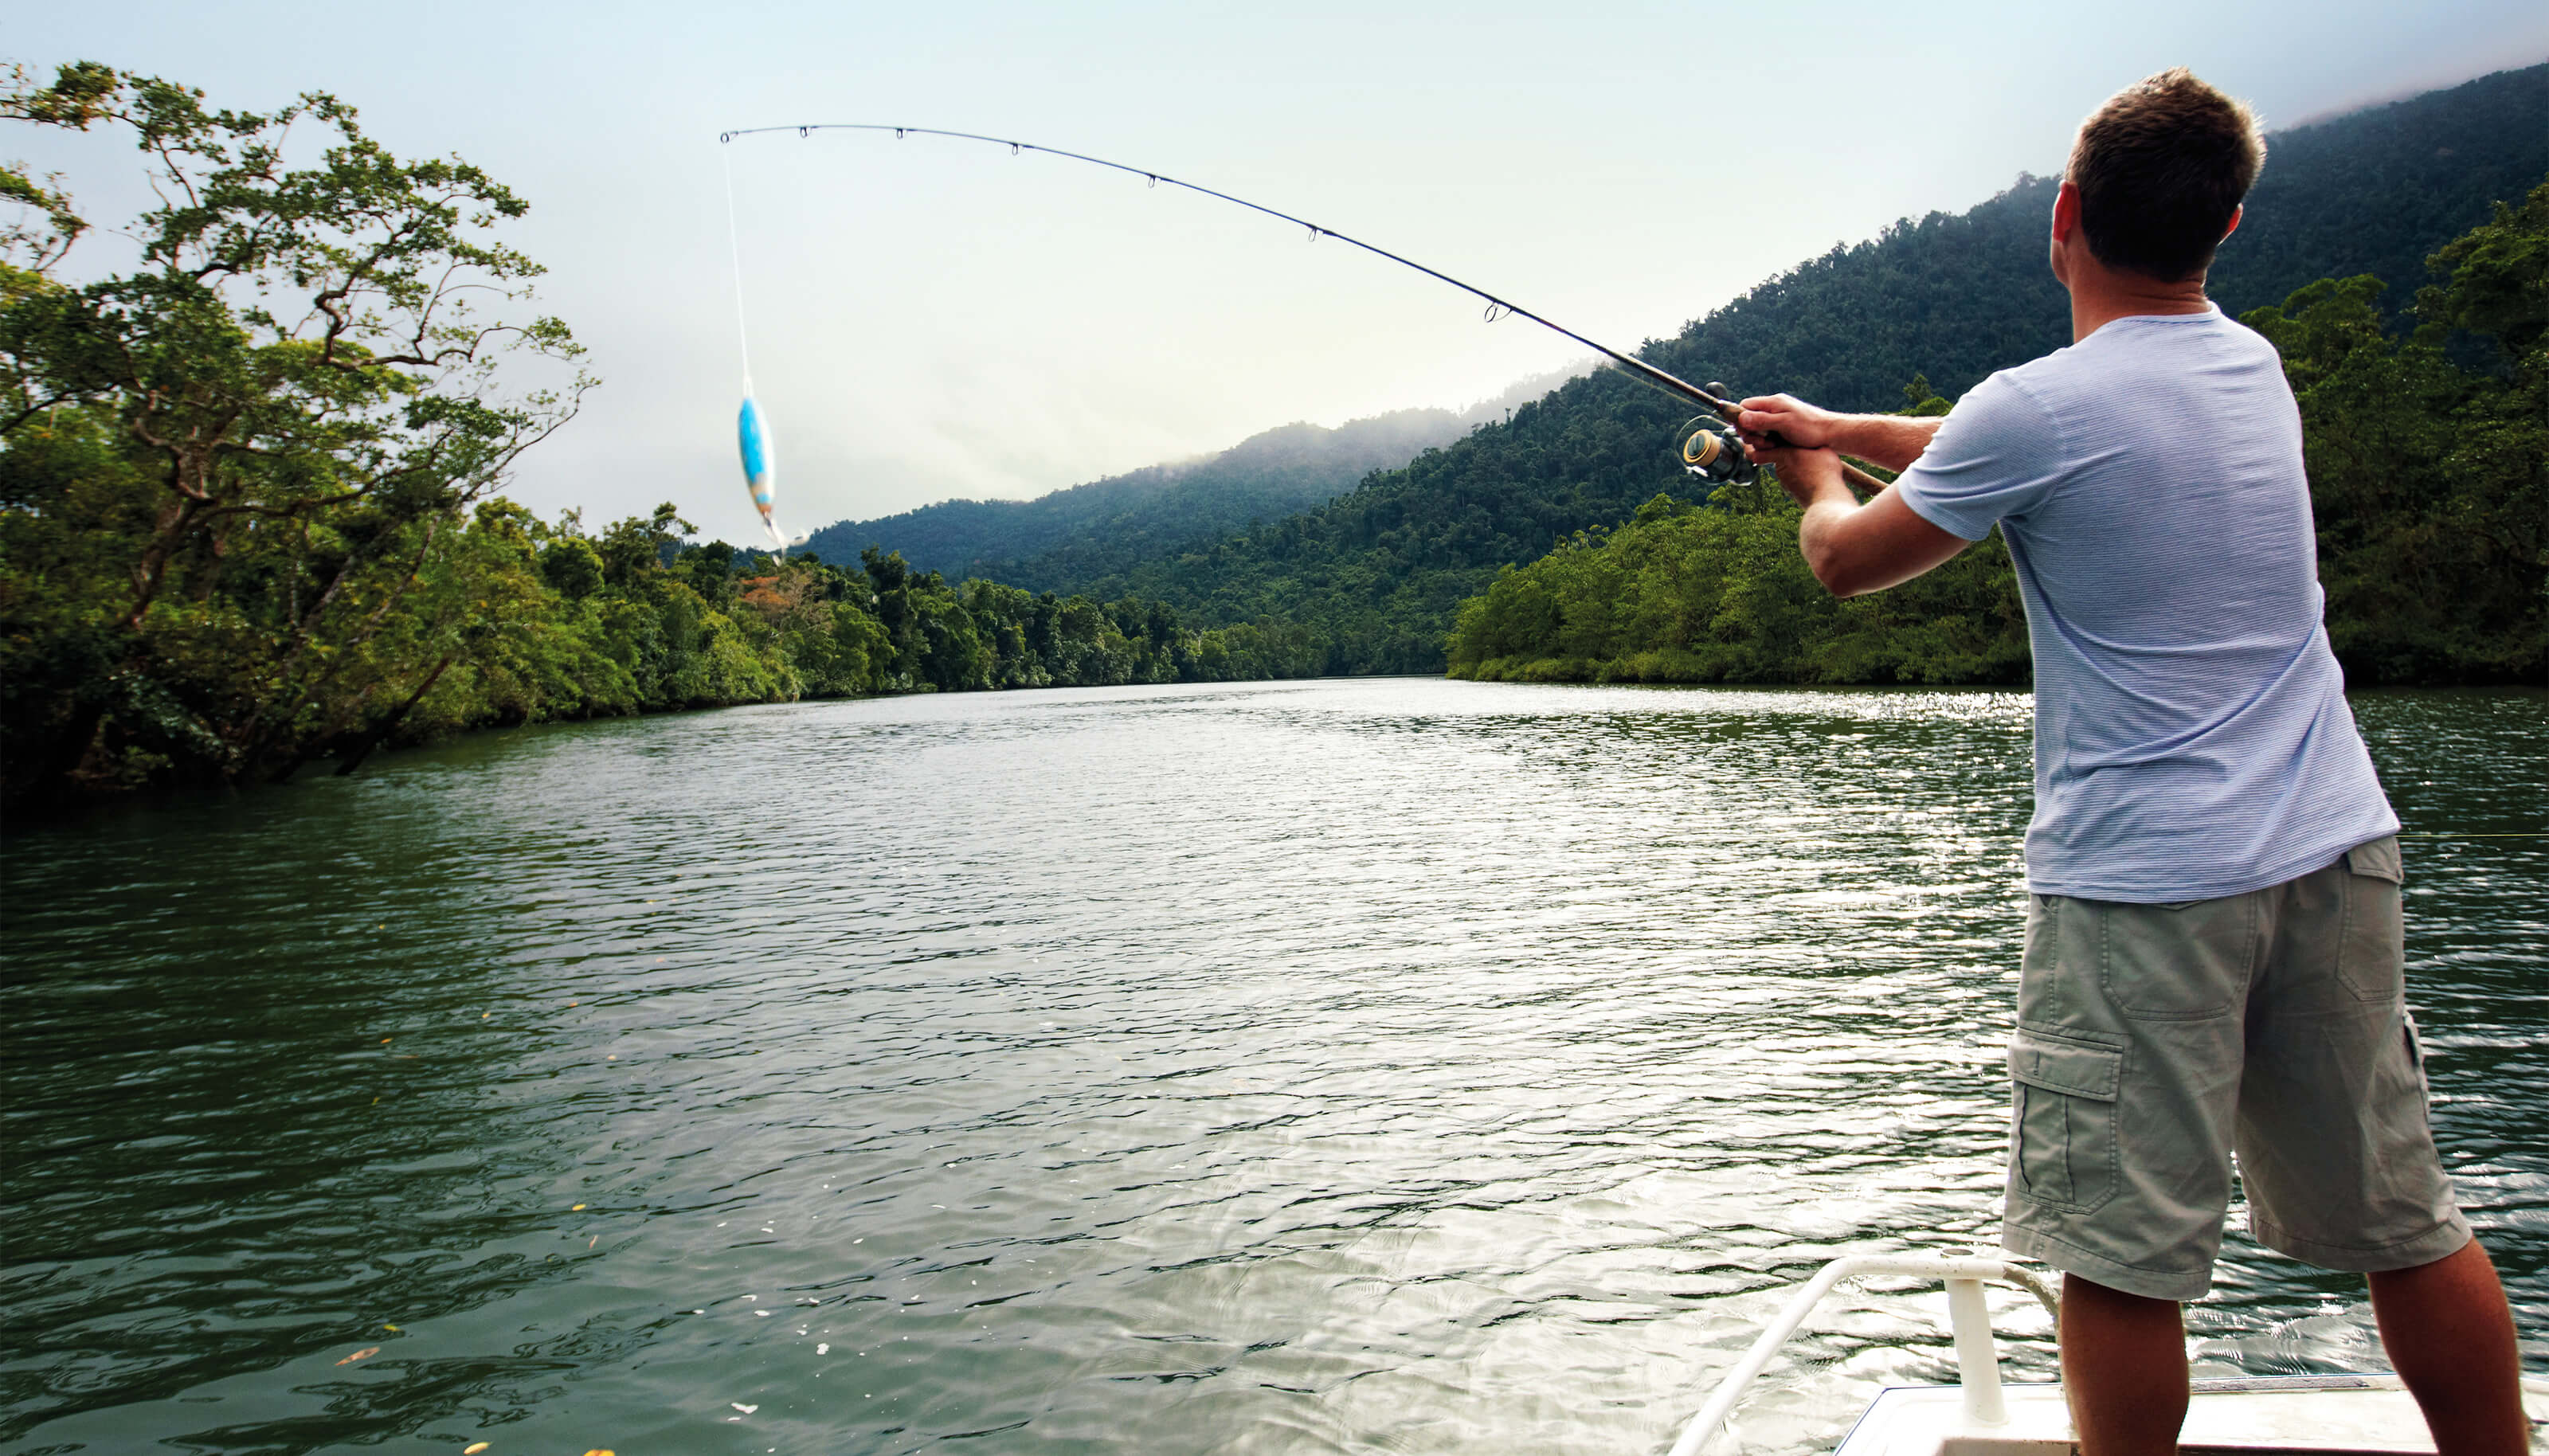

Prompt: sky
[{"left": 7, "top": 1, "right": 2543, "bottom": 546}]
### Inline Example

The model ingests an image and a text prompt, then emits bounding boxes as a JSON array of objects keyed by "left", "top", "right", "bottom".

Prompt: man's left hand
[{"left": 1744, "top": 439, "right": 1854, "bottom": 511}]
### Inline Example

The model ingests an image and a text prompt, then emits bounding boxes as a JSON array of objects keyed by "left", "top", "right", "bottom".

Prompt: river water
[{"left": 2, "top": 679, "right": 2541, "bottom": 1456}]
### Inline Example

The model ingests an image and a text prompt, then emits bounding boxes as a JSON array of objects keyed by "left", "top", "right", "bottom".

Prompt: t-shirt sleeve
[{"left": 1889, "top": 373, "right": 2066, "bottom": 542}]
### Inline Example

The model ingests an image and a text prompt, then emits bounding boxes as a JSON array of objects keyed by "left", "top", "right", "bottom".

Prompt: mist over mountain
[
  {"left": 1026, "top": 63, "right": 2545, "bottom": 671},
  {"left": 797, "top": 364, "right": 1590, "bottom": 581}
]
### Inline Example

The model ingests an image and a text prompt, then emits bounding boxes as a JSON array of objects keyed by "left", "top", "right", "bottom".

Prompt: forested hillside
[
  {"left": 1448, "top": 183, "right": 2547, "bottom": 687},
  {"left": 1049, "top": 64, "right": 2548, "bottom": 673},
  {"left": 802, "top": 366, "right": 1584, "bottom": 583}
]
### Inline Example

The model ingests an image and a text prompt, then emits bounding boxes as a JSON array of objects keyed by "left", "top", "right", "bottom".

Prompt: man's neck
[{"left": 2069, "top": 270, "right": 2213, "bottom": 342}]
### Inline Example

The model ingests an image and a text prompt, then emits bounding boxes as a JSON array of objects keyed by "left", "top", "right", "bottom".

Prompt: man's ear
[
  {"left": 2050, "top": 181, "right": 2082, "bottom": 241},
  {"left": 2220, "top": 203, "right": 2242, "bottom": 242}
]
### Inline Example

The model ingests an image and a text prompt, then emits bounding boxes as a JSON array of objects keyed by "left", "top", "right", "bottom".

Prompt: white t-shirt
[{"left": 1892, "top": 305, "right": 2396, "bottom": 902}]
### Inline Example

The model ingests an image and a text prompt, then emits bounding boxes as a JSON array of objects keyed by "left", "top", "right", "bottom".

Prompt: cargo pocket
[
  {"left": 2008, "top": 1025, "right": 2124, "bottom": 1214},
  {"left": 2336, "top": 836, "right": 2406, "bottom": 1004},
  {"left": 2400, "top": 1008, "right": 2431, "bottom": 1103}
]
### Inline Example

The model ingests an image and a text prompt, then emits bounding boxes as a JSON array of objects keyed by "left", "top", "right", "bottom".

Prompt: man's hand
[
  {"left": 1737, "top": 393, "right": 1948, "bottom": 474},
  {"left": 1749, "top": 440, "right": 1852, "bottom": 512},
  {"left": 1737, "top": 393, "right": 1842, "bottom": 450}
]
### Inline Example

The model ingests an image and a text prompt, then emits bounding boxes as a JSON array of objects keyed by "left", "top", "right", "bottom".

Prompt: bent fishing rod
[{"left": 718, "top": 123, "right": 1889, "bottom": 495}]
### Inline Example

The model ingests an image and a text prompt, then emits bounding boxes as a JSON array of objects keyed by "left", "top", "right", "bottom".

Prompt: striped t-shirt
[{"left": 1892, "top": 305, "right": 2396, "bottom": 902}]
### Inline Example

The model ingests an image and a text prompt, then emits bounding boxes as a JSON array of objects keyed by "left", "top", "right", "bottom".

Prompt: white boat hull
[{"left": 1834, "top": 1372, "right": 2548, "bottom": 1455}]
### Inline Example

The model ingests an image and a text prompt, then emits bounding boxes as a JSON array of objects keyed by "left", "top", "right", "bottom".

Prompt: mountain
[
  {"left": 1026, "top": 63, "right": 2547, "bottom": 671},
  {"left": 797, "top": 366, "right": 1588, "bottom": 582}
]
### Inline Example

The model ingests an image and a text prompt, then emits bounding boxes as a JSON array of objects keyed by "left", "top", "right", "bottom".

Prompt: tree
[
  {"left": 1, "top": 62, "right": 590, "bottom": 796},
  {"left": 2241, "top": 181, "right": 2547, "bottom": 684}
]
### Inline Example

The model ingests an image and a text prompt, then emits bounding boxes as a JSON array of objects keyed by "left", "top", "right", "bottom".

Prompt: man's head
[{"left": 2062, "top": 68, "right": 2263, "bottom": 284}]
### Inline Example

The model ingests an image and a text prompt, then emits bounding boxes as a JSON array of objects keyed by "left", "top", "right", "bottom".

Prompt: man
[{"left": 1734, "top": 68, "right": 2528, "bottom": 1456}]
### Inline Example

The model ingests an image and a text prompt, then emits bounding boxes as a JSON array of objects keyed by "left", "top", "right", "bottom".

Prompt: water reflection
[{"left": 3, "top": 680, "right": 2540, "bottom": 1454}]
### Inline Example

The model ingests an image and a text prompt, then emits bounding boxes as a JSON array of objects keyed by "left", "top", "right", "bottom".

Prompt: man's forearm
[{"left": 1827, "top": 414, "right": 1945, "bottom": 474}]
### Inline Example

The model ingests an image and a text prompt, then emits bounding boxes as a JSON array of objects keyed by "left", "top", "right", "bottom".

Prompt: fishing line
[
  {"left": 719, "top": 141, "right": 756, "bottom": 390},
  {"left": 715, "top": 123, "right": 1888, "bottom": 495}
]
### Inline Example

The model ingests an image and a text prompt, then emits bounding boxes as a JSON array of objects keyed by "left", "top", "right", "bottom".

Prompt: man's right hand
[{"left": 1737, "top": 394, "right": 1842, "bottom": 450}]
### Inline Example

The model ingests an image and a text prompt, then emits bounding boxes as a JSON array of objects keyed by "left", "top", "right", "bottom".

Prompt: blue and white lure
[{"left": 734, "top": 388, "right": 802, "bottom": 554}]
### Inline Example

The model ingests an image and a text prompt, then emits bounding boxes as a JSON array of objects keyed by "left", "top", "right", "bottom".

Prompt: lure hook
[
  {"left": 798, "top": 126, "right": 809, "bottom": 138},
  {"left": 1011, "top": 143, "right": 1021, "bottom": 155},
  {"left": 1483, "top": 302, "right": 1510, "bottom": 323},
  {"left": 718, "top": 131, "right": 732, "bottom": 144}
]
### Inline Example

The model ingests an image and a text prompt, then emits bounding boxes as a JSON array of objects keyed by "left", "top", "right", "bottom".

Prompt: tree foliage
[
  {"left": 1445, "top": 382, "right": 2031, "bottom": 686},
  {"left": 1, "top": 61, "right": 590, "bottom": 793},
  {"left": 2238, "top": 182, "right": 2547, "bottom": 683}
]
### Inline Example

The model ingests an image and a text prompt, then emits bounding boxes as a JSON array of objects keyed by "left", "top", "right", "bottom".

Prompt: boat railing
[{"left": 1665, "top": 1254, "right": 2063, "bottom": 1456}]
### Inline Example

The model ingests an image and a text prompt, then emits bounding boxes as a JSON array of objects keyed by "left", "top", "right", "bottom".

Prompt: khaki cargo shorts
[{"left": 1999, "top": 836, "right": 2472, "bottom": 1301}]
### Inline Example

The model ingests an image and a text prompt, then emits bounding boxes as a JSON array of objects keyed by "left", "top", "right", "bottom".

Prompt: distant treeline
[
  {"left": 2, "top": 457, "right": 1320, "bottom": 798},
  {"left": 1446, "top": 187, "right": 2547, "bottom": 687},
  {"left": 2, "top": 452, "right": 1321, "bottom": 798}
]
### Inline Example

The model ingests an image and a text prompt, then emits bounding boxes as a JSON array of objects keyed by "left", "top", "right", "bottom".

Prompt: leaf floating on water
[
  {"left": 816, "top": 1342, "right": 829, "bottom": 1354},
  {"left": 571, "top": 1204, "right": 585, "bottom": 1211},
  {"left": 382, "top": 1323, "right": 400, "bottom": 1332},
  {"left": 582, "top": 1450, "right": 615, "bottom": 1456},
  {"left": 589, "top": 1235, "right": 597, "bottom": 1248},
  {"left": 464, "top": 1446, "right": 490, "bottom": 1454},
  {"left": 335, "top": 1346, "right": 378, "bottom": 1365},
  {"left": 731, "top": 1403, "right": 758, "bottom": 1414}
]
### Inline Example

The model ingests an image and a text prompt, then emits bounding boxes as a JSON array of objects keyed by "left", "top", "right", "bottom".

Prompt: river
[{"left": 2, "top": 679, "right": 2541, "bottom": 1455}]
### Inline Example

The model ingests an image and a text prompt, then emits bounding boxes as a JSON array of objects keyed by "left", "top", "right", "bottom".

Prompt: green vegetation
[
  {"left": 1444, "top": 382, "right": 2031, "bottom": 686},
  {"left": 0, "top": 65, "right": 1309, "bottom": 804},
  {"left": 2242, "top": 183, "right": 2547, "bottom": 683},
  {"left": 1447, "top": 189, "right": 2548, "bottom": 687}
]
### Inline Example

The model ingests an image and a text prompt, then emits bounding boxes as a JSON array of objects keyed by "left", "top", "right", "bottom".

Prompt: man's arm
[
  {"left": 1737, "top": 394, "right": 1944, "bottom": 474},
  {"left": 1751, "top": 444, "right": 1972, "bottom": 598}
]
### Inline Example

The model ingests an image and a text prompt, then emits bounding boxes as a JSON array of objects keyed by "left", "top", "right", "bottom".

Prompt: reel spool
[
  {"left": 1678, "top": 417, "right": 1757, "bottom": 486},
  {"left": 1677, "top": 380, "right": 1759, "bottom": 487}
]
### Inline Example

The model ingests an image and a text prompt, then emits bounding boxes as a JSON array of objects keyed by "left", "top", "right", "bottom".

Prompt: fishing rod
[{"left": 718, "top": 123, "right": 1891, "bottom": 496}]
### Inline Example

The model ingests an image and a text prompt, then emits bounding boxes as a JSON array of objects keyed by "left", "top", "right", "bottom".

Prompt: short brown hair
[{"left": 2065, "top": 68, "right": 2264, "bottom": 282}]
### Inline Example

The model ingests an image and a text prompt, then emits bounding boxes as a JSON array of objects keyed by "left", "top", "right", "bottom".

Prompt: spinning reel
[{"left": 1677, "top": 382, "right": 1758, "bottom": 487}]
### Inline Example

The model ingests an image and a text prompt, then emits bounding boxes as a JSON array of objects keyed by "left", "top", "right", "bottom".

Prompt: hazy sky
[{"left": 8, "top": 2, "right": 2543, "bottom": 544}]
